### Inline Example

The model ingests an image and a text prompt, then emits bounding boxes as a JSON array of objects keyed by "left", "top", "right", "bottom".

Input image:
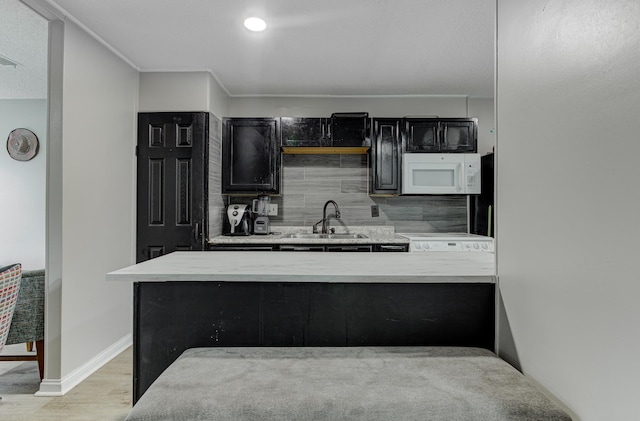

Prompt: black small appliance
[{"left": 223, "top": 204, "right": 252, "bottom": 236}]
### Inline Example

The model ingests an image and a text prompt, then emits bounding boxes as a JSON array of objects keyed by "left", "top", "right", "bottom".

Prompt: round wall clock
[{"left": 6, "top": 128, "right": 39, "bottom": 161}]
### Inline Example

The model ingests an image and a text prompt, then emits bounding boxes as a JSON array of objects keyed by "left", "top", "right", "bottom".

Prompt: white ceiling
[
  {"left": 2, "top": 0, "right": 495, "bottom": 99},
  {"left": 0, "top": 0, "right": 48, "bottom": 99}
]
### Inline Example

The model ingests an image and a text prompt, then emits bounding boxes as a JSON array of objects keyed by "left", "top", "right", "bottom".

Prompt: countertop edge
[
  {"left": 106, "top": 273, "right": 495, "bottom": 283},
  {"left": 106, "top": 251, "right": 496, "bottom": 283}
]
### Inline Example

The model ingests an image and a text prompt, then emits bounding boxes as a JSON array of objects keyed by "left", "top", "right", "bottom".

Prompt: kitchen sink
[{"left": 282, "top": 233, "right": 368, "bottom": 239}]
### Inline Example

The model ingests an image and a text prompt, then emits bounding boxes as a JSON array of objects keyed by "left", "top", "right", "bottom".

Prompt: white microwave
[{"left": 401, "top": 153, "right": 481, "bottom": 194}]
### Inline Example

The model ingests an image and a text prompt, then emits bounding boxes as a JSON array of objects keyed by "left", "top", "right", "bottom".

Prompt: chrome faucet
[{"left": 314, "top": 200, "right": 340, "bottom": 234}]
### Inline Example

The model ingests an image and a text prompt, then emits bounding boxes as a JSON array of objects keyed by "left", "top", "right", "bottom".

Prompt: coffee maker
[
  {"left": 223, "top": 204, "right": 252, "bottom": 236},
  {"left": 252, "top": 195, "right": 271, "bottom": 235}
]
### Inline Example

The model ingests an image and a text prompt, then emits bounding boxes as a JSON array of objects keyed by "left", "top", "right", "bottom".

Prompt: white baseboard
[{"left": 35, "top": 333, "right": 132, "bottom": 396}]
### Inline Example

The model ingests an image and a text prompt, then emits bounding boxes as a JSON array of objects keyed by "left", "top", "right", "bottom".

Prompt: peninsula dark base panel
[{"left": 133, "top": 281, "right": 495, "bottom": 403}]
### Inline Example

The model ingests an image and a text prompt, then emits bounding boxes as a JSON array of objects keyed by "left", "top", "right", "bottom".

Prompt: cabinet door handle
[
  {"left": 379, "top": 245, "right": 406, "bottom": 251},
  {"left": 194, "top": 223, "right": 200, "bottom": 240},
  {"left": 443, "top": 126, "right": 448, "bottom": 148}
]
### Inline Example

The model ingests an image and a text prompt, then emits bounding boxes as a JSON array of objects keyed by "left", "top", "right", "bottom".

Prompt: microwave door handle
[{"left": 458, "top": 163, "right": 464, "bottom": 193}]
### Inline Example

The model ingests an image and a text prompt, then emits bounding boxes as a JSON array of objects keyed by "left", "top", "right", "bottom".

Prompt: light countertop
[
  {"left": 106, "top": 251, "right": 495, "bottom": 283},
  {"left": 209, "top": 225, "right": 409, "bottom": 245}
]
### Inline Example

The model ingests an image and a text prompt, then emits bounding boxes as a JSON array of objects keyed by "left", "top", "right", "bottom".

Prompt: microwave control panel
[{"left": 465, "top": 161, "right": 481, "bottom": 194}]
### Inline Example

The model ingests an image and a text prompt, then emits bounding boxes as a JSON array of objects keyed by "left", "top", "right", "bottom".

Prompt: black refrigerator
[{"left": 470, "top": 152, "right": 494, "bottom": 237}]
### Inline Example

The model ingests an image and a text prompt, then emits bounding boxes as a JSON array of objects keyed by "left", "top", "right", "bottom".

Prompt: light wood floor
[{"left": 0, "top": 345, "right": 132, "bottom": 421}]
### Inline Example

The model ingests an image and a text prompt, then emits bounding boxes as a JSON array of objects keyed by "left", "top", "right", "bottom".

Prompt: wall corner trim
[{"left": 35, "top": 334, "right": 132, "bottom": 396}]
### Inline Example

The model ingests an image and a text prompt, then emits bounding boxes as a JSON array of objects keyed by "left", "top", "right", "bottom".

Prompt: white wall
[
  {"left": 229, "top": 95, "right": 468, "bottom": 118},
  {"left": 496, "top": 1, "right": 640, "bottom": 420},
  {"left": 139, "top": 71, "right": 230, "bottom": 117},
  {"left": 0, "top": 99, "right": 46, "bottom": 270},
  {"left": 139, "top": 72, "right": 208, "bottom": 112},
  {"left": 469, "top": 97, "right": 495, "bottom": 156},
  {"left": 208, "top": 73, "right": 230, "bottom": 120},
  {"left": 230, "top": 95, "right": 495, "bottom": 155},
  {"left": 41, "top": 18, "right": 139, "bottom": 393}
]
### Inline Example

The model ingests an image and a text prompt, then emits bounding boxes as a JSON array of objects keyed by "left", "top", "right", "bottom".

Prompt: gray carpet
[
  {"left": 0, "top": 361, "right": 40, "bottom": 395},
  {"left": 126, "top": 347, "right": 572, "bottom": 421}
]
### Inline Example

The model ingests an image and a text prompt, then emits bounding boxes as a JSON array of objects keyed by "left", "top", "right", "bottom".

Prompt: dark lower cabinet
[
  {"left": 222, "top": 118, "right": 280, "bottom": 193},
  {"left": 133, "top": 281, "right": 495, "bottom": 402},
  {"left": 371, "top": 118, "right": 401, "bottom": 194}
]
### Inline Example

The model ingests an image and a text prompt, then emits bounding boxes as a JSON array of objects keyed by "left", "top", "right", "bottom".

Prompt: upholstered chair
[
  {"left": 0, "top": 269, "right": 44, "bottom": 380},
  {"left": 0, "top": 263, "right": 23, "bottom": 401}
]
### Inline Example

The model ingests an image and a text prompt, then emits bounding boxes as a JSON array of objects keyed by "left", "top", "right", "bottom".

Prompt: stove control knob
[
  {"left": 481, "top": 243, "right": 488, "bottom": 249},
  {"left": 473, "top": 243, "right": 480, "bottom": 249}
]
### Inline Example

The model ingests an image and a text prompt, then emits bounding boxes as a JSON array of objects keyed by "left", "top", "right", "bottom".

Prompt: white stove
[{"left": 398, "top": 233, "right": 494, "bottom": 253}]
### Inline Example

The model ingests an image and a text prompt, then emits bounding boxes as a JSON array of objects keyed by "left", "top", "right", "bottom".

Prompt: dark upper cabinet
[
  {"left": 331, "top": 113, "right": 370, "bottom": 147},
  {"left": 281, "top": 114, "right": 370, "bottom": 148},
  {"left": 371, "top": 118, "right": 401, "bottom": 194},
  {"left": 404, "top": 119, "right": 439, "bottom": 152},
  {"left": 223, "top": 118, "right": 280, "bottom": 194},
  {"left": 440, "top": 119, "right": 477, "bottom": 152},
  {"left": 281, "top": 117, "right": 330, "bottom": 146},
  {"left": 404, "top": 118, "right": 477, "bottom": 153}
]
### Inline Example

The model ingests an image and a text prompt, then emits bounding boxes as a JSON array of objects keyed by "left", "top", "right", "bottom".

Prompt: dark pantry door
[{"left": 137, "top": 112, "right": 208, "bottom": 263}]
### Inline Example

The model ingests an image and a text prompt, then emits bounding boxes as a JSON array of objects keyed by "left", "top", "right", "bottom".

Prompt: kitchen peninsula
[{"left": 107, "top": 251, "right": 496, "bottom": 402}]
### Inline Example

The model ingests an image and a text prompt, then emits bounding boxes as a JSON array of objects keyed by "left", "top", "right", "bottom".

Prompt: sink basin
[{"left": 283, "top": 233, "right": 368, "bottom": 239}]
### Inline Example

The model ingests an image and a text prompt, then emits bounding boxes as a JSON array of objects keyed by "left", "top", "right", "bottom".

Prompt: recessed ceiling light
[{"left": 244, "top": 17, "right": 266, "bottom": 32}]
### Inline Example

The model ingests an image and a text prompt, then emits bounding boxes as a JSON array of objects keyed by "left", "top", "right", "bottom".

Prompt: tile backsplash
[
  {"left": 212, "top": 153, "right": 467, "bottom": 234},
  {"left": 208, "top": 114, "right": 225, "bottom": 237}
]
